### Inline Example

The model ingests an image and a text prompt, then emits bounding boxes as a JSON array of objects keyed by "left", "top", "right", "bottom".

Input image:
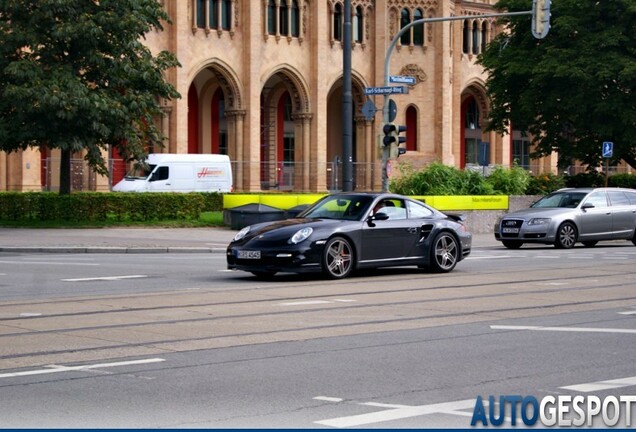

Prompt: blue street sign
[
  {"left": 364, "top": 86, "right": 409, "bottom": 95},
  {"left": 389, "top": 75, "right": 416, "bottom": 85},
  {"left": 361, "top": 99, "right": 377, "bottom": 121},
  {"left": 602, "top": 141, "right": 613, "bottom": 158}
]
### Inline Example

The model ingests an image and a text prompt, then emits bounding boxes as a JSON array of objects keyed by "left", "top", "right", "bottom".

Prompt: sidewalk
[{"left": 0, "top": 227, "right": 501, "bottom": 253}]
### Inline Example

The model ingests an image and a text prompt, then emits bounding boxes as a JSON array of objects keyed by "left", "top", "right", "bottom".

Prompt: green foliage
[
  {"left": 0, "top": 192, "right": 223, "bottom": 223},
  {"left": 485, "top": 165, "right": 530, "bottom": 195},
  {"left": 390, "top": 162, "right": 496, "bottom": 195},
  {"left": 564, "top": 171, "right": 605, "bottom": 188},
  {"left": 526, "top": 173, "right": 567, "bottom": 195},
  {"left": 479, "top": 0, "right": 636, "bottom": 170},
  {"left": 0, "top": 0, "right": 181, "bottom": 193},
  {"left": 608, "top": 173, "right": 636, "bottom": 189}
]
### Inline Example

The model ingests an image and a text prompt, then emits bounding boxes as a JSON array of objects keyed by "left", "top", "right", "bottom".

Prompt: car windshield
[
  {"left": 531, "top": 191, "right": 588, "bottom": 208},
  {"left": 124, "top": 163, "right": 155, "bottom": 180},
  {"left": 301, "top": 195, "right": 374, "bottom": 221}
]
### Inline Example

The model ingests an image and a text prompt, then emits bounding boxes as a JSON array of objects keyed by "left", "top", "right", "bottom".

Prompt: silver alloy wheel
[
  {"left": 323, "top": 237, "right": 353, "bottom": 279},
  {"left": 431, "top": 232, "right": 458, "bottom": 272},
  {"left": 555, "top": 222, "right": 577, "bottom": 249}
]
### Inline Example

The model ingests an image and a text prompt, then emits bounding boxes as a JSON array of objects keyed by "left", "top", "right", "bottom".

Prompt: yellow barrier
[{"left": 223, "top": 194, "right": 508, "bottom": 211}]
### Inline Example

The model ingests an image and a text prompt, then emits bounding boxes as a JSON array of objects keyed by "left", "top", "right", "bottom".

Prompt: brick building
[{"left": 0, "top": 0, "right": 557, "bottom": 193}]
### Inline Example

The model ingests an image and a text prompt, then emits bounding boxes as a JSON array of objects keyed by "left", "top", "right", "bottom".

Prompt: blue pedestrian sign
[
  {"left": 389, "top": 75, "right": 416, "bottom": 85},
  {"left": 602, "top": 141, "right": 613, "bottom": 158}
]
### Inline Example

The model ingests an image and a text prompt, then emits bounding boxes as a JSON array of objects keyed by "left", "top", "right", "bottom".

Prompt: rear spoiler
[{"left": 445, "top": 213, "right": 467, "bottom": 223}]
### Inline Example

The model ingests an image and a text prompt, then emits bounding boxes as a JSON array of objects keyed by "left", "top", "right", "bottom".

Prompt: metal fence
[{"left": 40, "top": 158, "right": 632, "bottom": 192}]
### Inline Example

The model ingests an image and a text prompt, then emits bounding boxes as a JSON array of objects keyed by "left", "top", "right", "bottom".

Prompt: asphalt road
[{"left": 0, "top": 238, "right": 635, "bottom": 428}]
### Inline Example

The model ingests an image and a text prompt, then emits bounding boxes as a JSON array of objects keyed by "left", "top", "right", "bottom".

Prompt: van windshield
[{"left": 124, "top": 164, "right": 156, "bottom": 180}]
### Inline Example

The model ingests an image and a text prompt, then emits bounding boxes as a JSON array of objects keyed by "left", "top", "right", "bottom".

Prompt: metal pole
[
  {"left": 380, "top": 10, "right": 531, "bottom": 192},
  {"left": 342, "top": 0, "right": 353, "bottom": 192}
]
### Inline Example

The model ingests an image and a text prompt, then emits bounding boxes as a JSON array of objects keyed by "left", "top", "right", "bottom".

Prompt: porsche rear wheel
[
  {"left": 322, "top": 236, "right": 354, "bottom": 279},
  {"left": 430, "top": 232, "right": 459, "bottom": 273}
]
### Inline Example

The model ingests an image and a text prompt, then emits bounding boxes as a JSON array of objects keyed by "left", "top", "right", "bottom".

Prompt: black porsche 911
[{"left": 226, "top": 193, "right": 472, "bottom": 279}]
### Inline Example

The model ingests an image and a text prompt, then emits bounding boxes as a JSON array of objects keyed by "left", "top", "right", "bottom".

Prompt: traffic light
[
  {"left": 531, "top": 0, "right": 551, "bottom": 39},
  {"left": 382, "top": 123, "right": 407, "bottom": 147}
]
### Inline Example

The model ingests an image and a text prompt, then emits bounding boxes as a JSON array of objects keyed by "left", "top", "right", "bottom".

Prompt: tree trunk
[{"left": 59, "top": 148, "right": 71, "bottom": 195}]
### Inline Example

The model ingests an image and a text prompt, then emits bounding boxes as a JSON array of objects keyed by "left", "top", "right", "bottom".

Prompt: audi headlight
[
  {"left": 233, "top": 226, "right": 250, "bottom": 242},
  {"left": 528, "top": 218, "right": 551, "bottom": 225},
  {"left": 290, "top": 227, "right": 313, "bottom": 244}
]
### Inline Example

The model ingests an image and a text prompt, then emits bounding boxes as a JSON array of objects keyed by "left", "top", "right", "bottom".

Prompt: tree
[
  {"left": 0, "top": 0, "right": 180, "bottom": 194},
  {"left": 478, "top": 0, "right": 636, "bottom": 171}
]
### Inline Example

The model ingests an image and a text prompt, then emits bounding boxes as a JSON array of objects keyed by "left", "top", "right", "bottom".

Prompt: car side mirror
[
  {"left": 581, "top": 203, "right": 595, "bottom": 211},
  {"left": 372, "top": 212, "right": 390, "bottom": 221}
]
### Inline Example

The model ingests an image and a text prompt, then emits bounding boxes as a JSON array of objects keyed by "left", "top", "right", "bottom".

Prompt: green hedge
[{"left": 0, "top": 192, "right": 223, "bottom": 222}]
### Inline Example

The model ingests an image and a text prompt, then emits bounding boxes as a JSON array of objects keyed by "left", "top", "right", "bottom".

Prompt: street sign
[
  {"left": 364, "top": 86, "right": 409, "bottom": 95},
  {"left": 602, "top": 141, "right": 613, "bottom": 158},
  {"left": 361, "top": 99, "right": 377, "bottom": 120},
  {"left": 389, "top": 75, "right": 416, "bottom": 85}
]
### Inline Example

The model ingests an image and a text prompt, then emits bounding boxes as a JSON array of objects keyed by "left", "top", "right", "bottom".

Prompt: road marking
[
  {"left": 619, "top": 311, "right": 636, "bottom": 315},
  {"left": 314, "top": 396, "right": 344, "bottom": 403},
  {"left": 561, "top": 375, "right": 636, "bottom": 392},
  {"left": 0, "top": 260, "right": 99, "bottom": 266},
  {"left": 61, "top": 275, "right": 148, "bottom": 282},
  {"left": 19, "top": 313, "right": 42, "bottom": 317},
  {"left": 466, "top": 255, "right": 517, "bottom": 260},
  {"left": 0, "top": 358, "right": 165, "bottom": 379},
  {"left": 491, "top": 325, "right": 636, "bottom": 334},
  {"left": 280, "top": 299, "right": 357, "bottom": 306},
  {"left": 314, "top": 398, "right": 476, "bottom": 428}
]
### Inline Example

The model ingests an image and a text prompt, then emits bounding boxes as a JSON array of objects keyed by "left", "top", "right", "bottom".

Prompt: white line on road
[
  {"left": 466, "top": 255, "right": 518, "bottom": 260},
  {"left": 561, "top": 375, "right": 636, "bottom": 392},
  {"left": 61, "top": 275, "right": 148, "bottom": 282},
  {"left": 280, "top": 299, "right": 357, "bottom": 306},
  {"left": 618, "top": 311, "right": 636, "bottom": 315},
  {"left": 491, "top": 325, "right": 636, "bottom": 334},
  {"left": 314, "top": 398, "right": 476, "bottom": 428},
  {"left": 0, "top": 358, "right": 166, "bottom": 379},
  {"left": 0, "top": 260, "right": 100, "bottom": 266},
  {"left": 314, "top": 396, "right": 344, "bottom": 403}
]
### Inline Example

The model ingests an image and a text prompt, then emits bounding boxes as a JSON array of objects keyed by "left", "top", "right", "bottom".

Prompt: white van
[{"left": 112, "top": 153, "right": 233, "bottom": 193}]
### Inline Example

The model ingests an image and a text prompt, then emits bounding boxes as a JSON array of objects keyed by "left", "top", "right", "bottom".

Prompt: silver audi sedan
[{"left": 494, "top": 187, "right": 636, "bottom": 249}]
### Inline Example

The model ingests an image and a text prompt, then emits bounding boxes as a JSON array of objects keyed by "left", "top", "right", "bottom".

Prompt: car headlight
[
  {"left": 289, "top": 227, "right": 313, "bottom": 244},
  {"left": 233, "top": 226, "right": 250, "bottom": 242},
  {"left": 528, "top": 218, "right": 551, "bottom": 225}
]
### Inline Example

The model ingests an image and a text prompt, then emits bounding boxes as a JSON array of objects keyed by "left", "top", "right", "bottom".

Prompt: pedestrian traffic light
[{"left": 532, "top": 0, "right": 551, "bottom": 39}]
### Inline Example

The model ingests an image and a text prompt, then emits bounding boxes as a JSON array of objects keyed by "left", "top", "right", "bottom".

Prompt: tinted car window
[
  {"left": 626, "top": 191, "right": 636, "bottom": 205},
  {"left": 531, "top": 192, "right": 586, "bottom": 208},
  {"left": 407, "top": 200, "right": 434, "bottom": 218},
  {"left": 608, "top": 190, "right": 630, "bottom": 206}
]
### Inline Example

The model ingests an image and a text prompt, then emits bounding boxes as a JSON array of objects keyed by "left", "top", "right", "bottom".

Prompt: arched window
[
  {"left": 406, "top": 106, "right": 418, "bottom": 152},
  {"left": 481, "top": 21, "right": 488, "bottom": 52},
  {"left": 413, "top": 8, "right": 424, "bottom": 46},
  {"left": 333, "top": 3, "right": 343, "bottom": 41},
  {"left": 280, "top": 0, "right": 289, "bottom": 36},
  {"left": 462, "top": 20, "right": 469, "bottom": 53},
  {"left": 400, "top": 8, "right": 411, "bottom": 45},
  {"left": 267, "top": 0, "right": 276, "bottom": 35},
  {"left": 465, "top": 98, "right": 480, "bottom": 129},
  {"left": 472, "top": 21, "right": 480, "bottom": 54},
  {"left": 354, "top": 5, "right": 363, "bottom": 43},
  {"left": 221, "top": 0, "right": 231, "bottom": 30},
  {"left": 291, "top": 0, "right": 300, "bottom": 37}
]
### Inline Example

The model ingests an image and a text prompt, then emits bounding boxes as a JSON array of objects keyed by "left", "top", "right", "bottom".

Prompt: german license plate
[
  {"left": 237, "top": 250, "right": 261, "bottom": 259},
  {"left": 502, "top": 227, "right": 519, "bottom": 234}
]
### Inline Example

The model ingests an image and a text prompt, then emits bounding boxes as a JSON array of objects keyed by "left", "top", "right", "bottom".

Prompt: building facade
[{"left": 0, "top": 0, "right": 558, "bottom": 193}]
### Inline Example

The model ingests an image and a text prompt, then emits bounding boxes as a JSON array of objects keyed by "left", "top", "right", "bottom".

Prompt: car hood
[
  {"left": 233, "top": 218, "right": 354, "bottom": 244},
  {"left": 503, "top": 207, "right": 574, "bottom": 219}
]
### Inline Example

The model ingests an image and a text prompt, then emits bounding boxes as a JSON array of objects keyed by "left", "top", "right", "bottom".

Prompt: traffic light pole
[{"left": 380, "top": 10, "right": 535, "bottom": 192}]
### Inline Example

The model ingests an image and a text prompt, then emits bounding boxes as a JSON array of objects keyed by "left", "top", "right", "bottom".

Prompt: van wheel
[{"left": 554, "top": 222, "right": 577, "bottom": 249}]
